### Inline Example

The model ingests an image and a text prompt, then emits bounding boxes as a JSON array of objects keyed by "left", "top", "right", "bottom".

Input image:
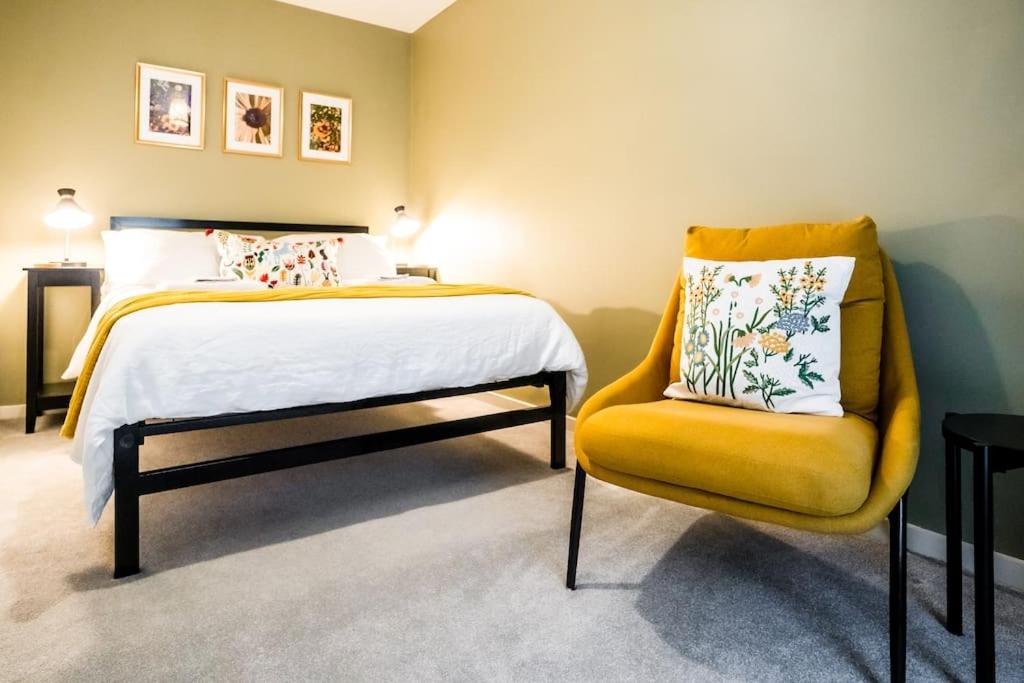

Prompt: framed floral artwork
[
  {"left": 134, "top": 63, "right": 205, "bottom": 150},
  {"left": 223, "top": 78, "right": 283, "bottom": 157},
  {"left": 299, "top": 91, "right": 352, "bottom": 163}
]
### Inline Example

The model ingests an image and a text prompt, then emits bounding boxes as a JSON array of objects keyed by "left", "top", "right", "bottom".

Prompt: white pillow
[
  {"left": 102, "top": 229, "right": 221, "bottom": 290},
  {"left": 664, "top": 256, "right": 855, "bottom": 416},
  {"left": 155, "top": 279, "right": 267, "bottom": 292},
  {"left": 280, "top": 233, "right": 396, "bottom": 279}
]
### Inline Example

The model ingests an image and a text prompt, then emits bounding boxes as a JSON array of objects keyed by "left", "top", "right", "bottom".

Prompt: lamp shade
[
  {"left": 390, "top": 205, "right": 420, "bottom": 238},
  {"left": 43, "top": 188, "right": 93, "bottom": 230}
]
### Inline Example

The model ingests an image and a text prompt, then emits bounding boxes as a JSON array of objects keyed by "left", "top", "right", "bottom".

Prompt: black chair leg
[
  {"left": 889, "top": 493, "right": 908, "bottom": 683},
  {"left": 945, "top": 439, "right": 963, "bottom": 635},
  {"left": 566, "top": 466, "right": 587, "bottom": 589}
]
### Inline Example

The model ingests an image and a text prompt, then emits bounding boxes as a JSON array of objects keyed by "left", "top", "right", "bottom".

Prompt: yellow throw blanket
[{"left": 60, "top": 284, "right": 530, "bottom": 439}]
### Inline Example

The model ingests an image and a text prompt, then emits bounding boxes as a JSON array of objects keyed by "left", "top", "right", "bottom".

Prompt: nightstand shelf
[
  {"left": 24, "top": 266, "right": 103, "bottom": 433},
  {"left": 396, "top": 264, "right": 439, "bottom": 281},
  {"left": 37, "top": 382, "right": 78, "bottom": 411}
]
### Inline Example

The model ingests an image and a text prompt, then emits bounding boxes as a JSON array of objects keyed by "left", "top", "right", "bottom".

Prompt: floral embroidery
[
  {"left": 732, "top": 331, "right": 756, "bottom": 349},
  {"left": 674, "top": 256, "right": 853, "bottom": 413},
  {"left": 758, "top": 330, "right": 790, "bottom": 356},
  {"left": 211, "top": 230, "right": 340, "bottom": 288}
]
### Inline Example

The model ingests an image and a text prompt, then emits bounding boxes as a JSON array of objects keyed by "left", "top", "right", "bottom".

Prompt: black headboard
[{"left": 110, "top": 216, "right": 369, "bottom": 233}]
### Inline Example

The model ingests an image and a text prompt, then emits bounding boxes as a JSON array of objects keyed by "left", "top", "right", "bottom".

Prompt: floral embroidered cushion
[
  {"left": 210, "top": 229, "right": 340, "bottom": 288},
  {"left": 664, "top": 256, "right": 855, "bottom": 416},
  {"left": 673, "top": 217, "right": 884, "bottom": 420}
]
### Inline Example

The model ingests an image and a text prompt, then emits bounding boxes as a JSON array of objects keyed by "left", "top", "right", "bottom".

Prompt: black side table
[
  {"left": 24, "top": 266, "right": 102, "bottom": 434},
  {"left": 943, "top": 412, "right": 1024, "bottom": 683}
]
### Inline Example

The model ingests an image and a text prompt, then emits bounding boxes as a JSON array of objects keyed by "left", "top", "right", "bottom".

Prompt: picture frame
[
  {"left": 134, "top": 63, "right": 205, "bottom": 150},
  {"left": 299, "top": 91, "right": 352, "bottom": 164},
  {"left": 223, "top": 78, "right": 284, "bottom": 157}
]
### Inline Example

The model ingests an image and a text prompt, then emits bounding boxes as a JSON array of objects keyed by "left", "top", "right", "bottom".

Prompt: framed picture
[
  {"left": 134, "top": 63, "right": 205, "bottom": 150},
  {"left": 299, "top": 91, "right": 352, "bottom": 163},
  {"left": 223, "top": 78, "right": 284, "bottom": 157}
]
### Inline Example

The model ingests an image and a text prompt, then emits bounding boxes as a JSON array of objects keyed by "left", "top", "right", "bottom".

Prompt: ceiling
[{"left": 277, "top": 0, "right": 456, "bottom": 33}]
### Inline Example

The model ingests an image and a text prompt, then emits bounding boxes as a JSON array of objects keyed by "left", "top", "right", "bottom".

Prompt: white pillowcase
[
  {"left": 280, "top": 233, "right": 397, "bottom": 279},
  {"left": 664, "top": 256, "right": 855, "bottom": 416},
  {"left": 101, "top": 229, "right": 221, "bottom": 291},
  {"left": 102, "top": 229, "right": 397, "bottom": 293}
]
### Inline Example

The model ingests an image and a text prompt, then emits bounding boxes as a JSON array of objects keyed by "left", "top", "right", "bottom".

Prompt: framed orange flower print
[{"left": 299, "top": 91, "right": 352, "bottom": 163}]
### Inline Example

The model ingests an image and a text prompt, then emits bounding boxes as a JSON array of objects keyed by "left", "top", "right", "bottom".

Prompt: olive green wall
[
  {"left": 0, "top": 0, "right": 409, "bottom": 398},
  {"left": 410, "top": 0, "right": 1024, "bottom": 556}
]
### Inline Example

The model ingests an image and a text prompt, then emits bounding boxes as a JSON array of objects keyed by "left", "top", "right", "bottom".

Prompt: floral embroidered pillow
[
  {"left": 664, "top": 256, "right": 856, "bottom": 416},
  {"left": 209, "top": 229, "right": 340, "bottom": 288}
]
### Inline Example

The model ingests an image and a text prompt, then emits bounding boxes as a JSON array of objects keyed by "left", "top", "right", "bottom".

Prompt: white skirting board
[
  {"left": 904, "top": 523, "right": 1024, "bottom": 593},
  {"left": 867, "top": 523, "right": 1024, "bottom": 591},
  {"left": 0, "top": 403, "right": 26, "bottom": 419},
  {"left": 488, "top": 392, "right": 1024, "bottom": 592}
]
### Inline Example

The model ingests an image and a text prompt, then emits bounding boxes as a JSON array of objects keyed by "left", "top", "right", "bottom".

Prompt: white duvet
[{"left": 68, "top": 281, "right": 588, "bottom": 523}]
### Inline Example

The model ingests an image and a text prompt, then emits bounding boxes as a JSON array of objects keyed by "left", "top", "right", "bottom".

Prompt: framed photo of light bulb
[
  {"left": 223, "top": 78, "right": 284, "bottom": 158},
  {"left": 134, "top": 63, "right": 205, "bottom": 150}
]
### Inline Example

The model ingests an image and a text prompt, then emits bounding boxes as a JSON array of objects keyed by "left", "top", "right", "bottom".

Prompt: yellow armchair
[{"left": 567, "top": 252, "right": 919, "bottom": 682}]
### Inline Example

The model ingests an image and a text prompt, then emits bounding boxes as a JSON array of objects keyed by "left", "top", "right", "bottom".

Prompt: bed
[{"left": 66, "top": 217, "right": 588, "bottom": 577}]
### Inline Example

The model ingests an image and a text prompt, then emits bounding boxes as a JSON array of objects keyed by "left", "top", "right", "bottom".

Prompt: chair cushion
[
  {"left": 578, "top": 399, "right": 878, "bottom": 516},
  {"left": 670, "top": 216, "right": 884, "bottom": 420}
]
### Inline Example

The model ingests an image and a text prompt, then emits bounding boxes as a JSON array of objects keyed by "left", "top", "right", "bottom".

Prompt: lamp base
[{"left": 45, "top": 259, "right": 88, "bottom": 268}]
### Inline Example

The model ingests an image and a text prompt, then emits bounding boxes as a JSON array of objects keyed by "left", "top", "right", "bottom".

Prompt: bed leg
[
  {"left": 113, "top": 425, "right": 142, "bottom": 579},
  {"left": 548, "top": 371, "right": 567, "bottom": 470}
]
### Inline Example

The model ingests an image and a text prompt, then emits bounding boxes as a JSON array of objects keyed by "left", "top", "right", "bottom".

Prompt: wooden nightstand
[
  {"left": 24, "top": 266, "right": 103, "bottom": 434},
  {"left": 396, "top": 264, "right": 439, "bottom": 280}
]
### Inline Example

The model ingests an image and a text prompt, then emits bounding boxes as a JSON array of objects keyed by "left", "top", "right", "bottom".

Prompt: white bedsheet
[
  {"left": 62, "top": 276, "right": 438, "bottom": 380},
  {"left": 69, "top": 283, "right": 587, "bottom": 523}
]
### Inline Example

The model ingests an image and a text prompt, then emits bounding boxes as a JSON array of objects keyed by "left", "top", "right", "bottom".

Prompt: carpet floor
[{"left": 1, "top": 395, "right": 1022, "bottom": 681}]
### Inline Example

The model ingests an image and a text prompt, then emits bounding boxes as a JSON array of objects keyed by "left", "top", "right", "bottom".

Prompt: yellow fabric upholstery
[
  {"left": 576, "top": 251, "right": 918, "bottom": 535},
  {"left": 671, "top": 216, "right": 884, "bottom": 420},
  {"left": 580, "top": 400, "right": 877, "bottom": 517}
]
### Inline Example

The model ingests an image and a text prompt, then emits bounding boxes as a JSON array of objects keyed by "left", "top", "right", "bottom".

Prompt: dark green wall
[{"left": 886, "top": 219, "right": 1024, "bottom": 558}]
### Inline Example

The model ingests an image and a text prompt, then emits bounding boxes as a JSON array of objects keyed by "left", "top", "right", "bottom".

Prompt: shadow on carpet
[{"left": 2, "top": 400, "right": 564, "bottom": 624}]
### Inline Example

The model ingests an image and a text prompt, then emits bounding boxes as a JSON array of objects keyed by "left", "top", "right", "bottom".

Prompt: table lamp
[
  {"left": 43, "top": 188, "right": 92, "bottom": 267},
  {"left": 390, "top": 205, "right": 420, "bottom": 238}
]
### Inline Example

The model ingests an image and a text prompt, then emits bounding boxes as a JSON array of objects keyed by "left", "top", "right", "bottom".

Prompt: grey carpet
[{"left": 1, "top": 394, "right": 1022, "bottom": 681}]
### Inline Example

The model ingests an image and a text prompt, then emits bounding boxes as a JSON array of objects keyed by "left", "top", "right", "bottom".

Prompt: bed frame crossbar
[
  {"left": 137, "top": 375, "right": 552, "bottom": 437},
  {"left": 111, "top": 371, "right": 568, "bottom": 578},
  {"left": 136, "top": 407, "right": 552, "bottom": 495}
]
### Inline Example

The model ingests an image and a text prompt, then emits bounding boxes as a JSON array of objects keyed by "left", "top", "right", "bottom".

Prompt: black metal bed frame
[
  {"left": 105, "top": 217, "right": 569, "bottom": 578},
  {"left": 109, "top": 216, "right": 372, "bottom": 233}
]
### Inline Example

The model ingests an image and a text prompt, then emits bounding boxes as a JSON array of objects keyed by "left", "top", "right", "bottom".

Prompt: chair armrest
[
  {"left": 863, "top": 253, "right": 921, "bottom": 518},
  {"left": 577, "top": 278, "right": 680, "bottom": 427},
  {"left": 576, "top": 354, "right": 670, "bottom": 426}
]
